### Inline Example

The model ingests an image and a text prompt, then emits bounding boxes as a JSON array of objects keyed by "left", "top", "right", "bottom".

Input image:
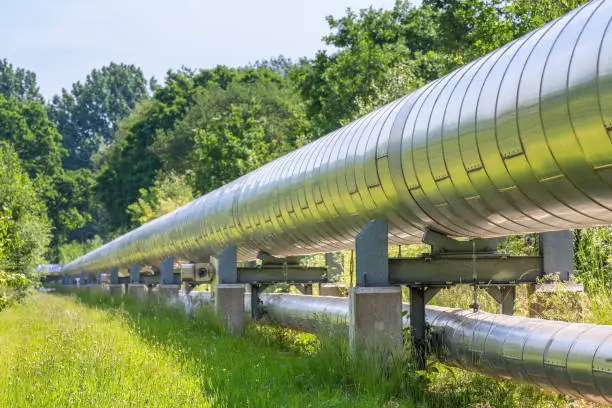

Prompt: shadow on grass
[{"left": 53, "top": 287, "right": 573, "bottom": 408}]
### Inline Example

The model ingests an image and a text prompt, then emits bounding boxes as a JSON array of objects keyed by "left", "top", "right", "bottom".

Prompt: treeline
[{"left": 1, "top": 0, "right": 610, "bottom": 289}]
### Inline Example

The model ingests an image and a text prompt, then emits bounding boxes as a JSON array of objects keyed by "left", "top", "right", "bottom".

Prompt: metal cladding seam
[
  {"left": 252, "top": 293, "right": 612, "bottom": 405},
  {"left": 63, "top": 0, "right": 612, "bottom": 275}
]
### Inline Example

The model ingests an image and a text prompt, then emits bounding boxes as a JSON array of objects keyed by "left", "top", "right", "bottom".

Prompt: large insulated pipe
[
  {"left": 63, "top": 0, "right": 612, "bottom": 275},
  {"left": 232, "top": 293, "right": 610, "bottom": 405}
]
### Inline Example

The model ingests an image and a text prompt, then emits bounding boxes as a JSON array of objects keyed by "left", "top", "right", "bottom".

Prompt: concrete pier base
[
  {"left": 152, "top": 284, "right": 180, "bottom": 299},
  {"left": 127, "top": 284, "right": 151, "bottom": 299},
  {"left": 106, "top": 283, "right": 127, "bottom": 298},
  {"left": 215, "top": 284, "right": 245, "bottom": 335},
  {"left": 319, "top": 283, "right": 348, "bottom": 297},
  {"left": 349, "top": 286, "right": 403, "bottom": 356}
]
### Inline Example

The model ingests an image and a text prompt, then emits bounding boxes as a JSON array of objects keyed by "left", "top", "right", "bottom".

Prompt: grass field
[{"left": 0, "top": 290, "right": 599, "bottom": 407}]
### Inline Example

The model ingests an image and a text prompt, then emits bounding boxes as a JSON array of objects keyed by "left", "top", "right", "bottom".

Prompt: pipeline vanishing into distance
[
  {"left": 179, "top": 292, "right": 612, "bottom": 405},
  {"left": 63, "top": 0, "right": 612, "bottom": 275}
]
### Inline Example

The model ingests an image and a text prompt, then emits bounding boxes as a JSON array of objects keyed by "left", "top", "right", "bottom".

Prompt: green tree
[
  {"left": 0, "top": 91, "right": 99, "bottom": 261},
  {"left": 0, "top": 94, "right": 63, "bottom": 180},
  {"left": 0, "top": 142, "right": 50, "bottom": 275},
  {"left": 128, "top": 172, "right": 194, "bottom": 225},
  {"left": 58, "top": 235, "right": 104, "bottom": 264},
  {"left": 49, "top": 63, "right": 149, "bottom": 170},
  {"left": 97, "top": 65, "right": 296, "bottom": 229},
  {"left": 186, "top": 81, "right": 310, "bottom": 193},
  {"left": 291, "top": 2, "right": 456, "bottom": 135},
  {"left": 0, "top": 59, "right": 43, "bottom": 102}
]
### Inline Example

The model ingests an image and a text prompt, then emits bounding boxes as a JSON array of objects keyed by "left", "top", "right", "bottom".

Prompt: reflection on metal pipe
[
  {"left": 63, "top": 1, "right": 612, "bottom": 275},
  {"left": 187, "top": 292, "right": 611, "bottom": 405}
]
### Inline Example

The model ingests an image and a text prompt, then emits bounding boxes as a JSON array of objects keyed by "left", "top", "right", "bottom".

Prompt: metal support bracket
[
  {"left": 250, "top": 283, "right": 268, "bottom": 320},
  {"left": 356, "top": 219, "right": 389, "bottom": 286},
  {"left": 389, "top": 229, "right": 542, "bottom": 286},
  {"left": 409, "top": 286, "right": 441, "bottom": 370},
  {"left": 109, "top": 266, "right": 119, "bottom": 285},
  {"left": 160, "top": 256, "right": 174, "bottom": 285},
  {"left": 539, "top": 230, "right": 574, "bottom": 280},
  {"left": 485, "top": 286, "right": 516, "bottom": 315},
  {"left": 234, "top": 251, "right": 328, "bottom": 284},
  {"left": 129, "top": 262, "right": 140, "bottom": 284}
]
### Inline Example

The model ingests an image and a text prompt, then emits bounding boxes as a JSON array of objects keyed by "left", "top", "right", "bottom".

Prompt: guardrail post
[
  {"left": 214, "top": 245, "right": 245, "bottom": 335},
  {"left": 349, "top": 219, "right": 403, "bottom": 357}
]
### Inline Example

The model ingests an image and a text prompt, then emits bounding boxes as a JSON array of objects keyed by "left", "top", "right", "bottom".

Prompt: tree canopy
[{"left": 49, "top": 63, "right": 149, "bottom": 170}]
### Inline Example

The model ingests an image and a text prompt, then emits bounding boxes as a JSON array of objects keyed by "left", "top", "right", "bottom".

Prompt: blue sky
[{"left": 1, "top": 0, "right": 398, "bottom": 99}]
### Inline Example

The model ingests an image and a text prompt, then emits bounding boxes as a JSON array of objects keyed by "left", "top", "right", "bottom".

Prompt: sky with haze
[{"left": 1, "top": 0, "right": 398, "bottom": 99}]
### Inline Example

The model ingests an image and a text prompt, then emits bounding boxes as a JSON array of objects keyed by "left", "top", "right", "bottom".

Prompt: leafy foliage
[
  {"left": 0, "top": 143, "right": 49, "bottom": 309},
  {"left": 176, "top": 79, "right": 311, "bottom": 193},
  {"left": 127, "top": 172, "right": 194, "bottom": 225},
  {"left": 58, "top": 235, "right": 104, "bottom": 264},
  {"left": 0, "top": 59, "right": 43, "bottom": 102},
  {"left": 574, "top": 227, "right": 612, "bottom": 290},
  {"left": 0, "top": 142, "right": 50, "bottom": 274},
  {"left": 49, "top": 63, "right": 149, "bottom": 170}
]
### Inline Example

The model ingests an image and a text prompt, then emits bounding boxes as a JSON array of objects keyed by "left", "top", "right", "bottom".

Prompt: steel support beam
[
  {"left": 236, "top": 265, "right": 327, "bottom": 284},
  {"left": 388, "top": 255, "right": 541, "bottom": 286},
  {"left": 250, "top": 284, "right": 266, "bottom": 320},
  {"left": 217, "top": 245, "right": 237, "bottom": 284},
  {"left": 540, "top": 230, "right": 573, "bottom": 281},
  {"left": 109, "top": 266, "right": 119, "bottom": 285},
  {"left": 129, "top": 262, "right": 140, "bottom": 284},
  {"left": 355, "top": 219, "right": 389, "bottom": 286},
  {"left": 485, "top": 286, "right": 516, "bottom": 315},
  {"left": 160, "top": 256, "right": 174, "bottom": 285}
]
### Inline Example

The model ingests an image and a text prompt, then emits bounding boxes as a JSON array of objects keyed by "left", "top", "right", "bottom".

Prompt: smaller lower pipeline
[{"left": 184, "top": 291, "right": 612, "bottom": 404}]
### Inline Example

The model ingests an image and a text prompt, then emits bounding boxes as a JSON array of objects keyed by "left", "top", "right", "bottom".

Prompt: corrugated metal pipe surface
[
  {"left": 63, "top": 0, "right": 612, "bottom": 275},
  {"left": 188, "top": 292, "right": 610, "bottom": 405}
]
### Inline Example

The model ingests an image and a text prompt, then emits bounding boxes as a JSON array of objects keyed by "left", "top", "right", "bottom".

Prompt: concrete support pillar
[
  {"left": 110, "top": 266, "right": 119, "bottom": 284},
  {"left": 215, "top": 284, "right": 245, "bottom": 335},
  {"left": 97, "top": 272, "right": 102, "bottom": 284},
  {"left": 214, "top": 245, "right": 245, "bottom": 335},
  {"left": 350, "top": 220, "right": 403, "bottom": 357},
  {"left": 129, "top": 263, "right": 140, "bottom": 284},
  {"left": 349, "top": 287, "right": 403, "bottom": 355},
  {"left": 108, "top": 284, "right": 126, "bottom": 297},
  {"left": 127, "top": 284, "right": 150, "bottom": 299},
  {"left": 78, "top": 271, "right": 85, "bottom": 286},
  {"left": 160, "top": 256, "right": 174, "bottom": 285}
]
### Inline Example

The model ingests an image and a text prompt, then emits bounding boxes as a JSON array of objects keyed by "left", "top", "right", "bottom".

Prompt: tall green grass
[{"left": 1, "top": 290, "right": 598, "bottom": 407}]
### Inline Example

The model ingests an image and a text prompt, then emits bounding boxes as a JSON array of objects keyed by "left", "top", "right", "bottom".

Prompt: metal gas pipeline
[
  {"left": 62, "top": 0, "right": 612, "bottom": 276},
  {"left": 197, "top": 293, "right": 611, "bottom": 405}
]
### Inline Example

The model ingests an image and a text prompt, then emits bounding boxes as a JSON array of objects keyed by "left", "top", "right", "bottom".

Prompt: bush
[{"left": 0, "top": 142, "right": 50, "bottom": 310}]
